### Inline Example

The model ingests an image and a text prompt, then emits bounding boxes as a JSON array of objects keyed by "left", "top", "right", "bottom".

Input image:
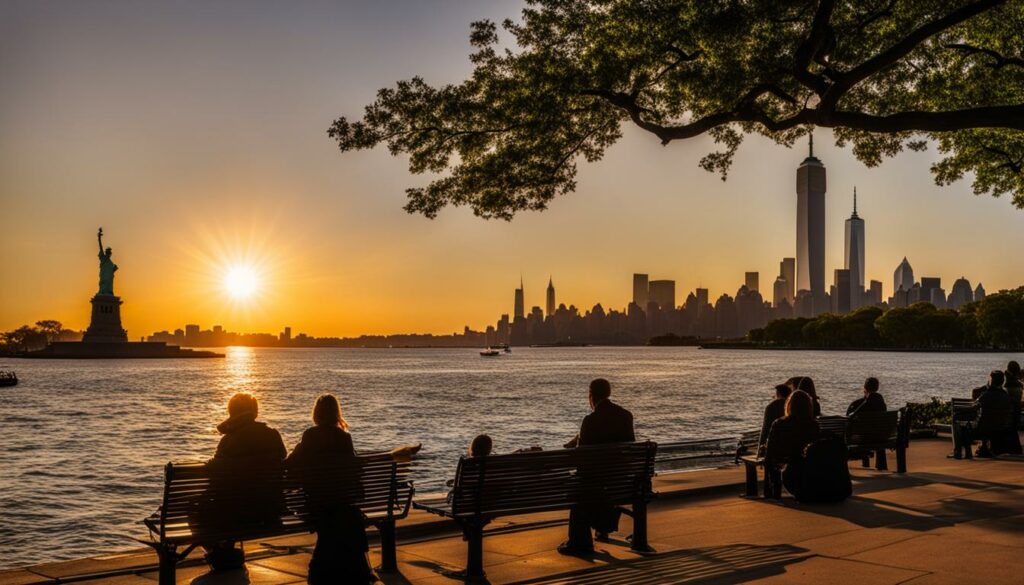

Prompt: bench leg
[
  {"left": 768, "top": 467, "right": 783, "bottom": 500},
  {"left": 896, "top": 444, "right": 907, "bottom": 473},
  {"left": 861, "top": 454, "right": 871, "bottom": 468},
  {"left": 744, "top": 462, "right": 759, "bottom": 497},
  {"left": 630, "top": 499, "right": 654, "bottom": 553},
  {"left": 875, "top": 449, "right": 889, "bottom": 471},
  {"left": 964, "top": 426, "right": 974, "bottom": 459},
  {"left": 378, "top": 520, "right": 398, "bottom": 573},
  {"left": 157, "top": 546, "right": 177, "bottom": 585},
  {"left": 463, "top": 522, "right": 486, "bottom": 579}
]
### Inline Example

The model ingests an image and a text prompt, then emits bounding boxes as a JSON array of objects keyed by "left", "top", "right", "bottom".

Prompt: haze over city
[{"left": 3, "top": 0, "right": 1023, "bottom": 338}]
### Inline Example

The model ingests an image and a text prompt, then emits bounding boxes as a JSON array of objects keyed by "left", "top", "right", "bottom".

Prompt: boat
[
  {"left": 0, "top": 369, "right": 17, "bottom": 387},
  {"left": 495, "top": 343, "right": 511, "bottom": 353},
  {"left": 479, "top": 348, "right": 501, "bottom": 357}
]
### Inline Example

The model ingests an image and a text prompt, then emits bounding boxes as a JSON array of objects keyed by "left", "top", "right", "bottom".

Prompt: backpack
[{"left": 795, "top": 434, "right": 852, "bottom": 503}]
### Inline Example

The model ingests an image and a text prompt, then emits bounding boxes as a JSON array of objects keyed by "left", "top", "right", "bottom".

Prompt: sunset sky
[{"left": 2, "top": 0, "right": 1023, "bottom": 338}]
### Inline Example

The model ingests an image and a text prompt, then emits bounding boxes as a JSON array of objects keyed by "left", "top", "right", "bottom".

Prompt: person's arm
[
  {"left": 563, "top": 433, "right": 579, "bottom": 449},
  {"left": 626, "top": 413, "right": 635, "bottom": 442},
  {"left": 273, "top": 430, "right": 287, "bottom": 461},
  {"left": 764, "top": 420, "right": 783, "bottom": 465}
]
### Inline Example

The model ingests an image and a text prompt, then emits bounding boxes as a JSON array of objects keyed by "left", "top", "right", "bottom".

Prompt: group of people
[{"left": 962, "top": 360, "right": 1023, "bottom": 457}]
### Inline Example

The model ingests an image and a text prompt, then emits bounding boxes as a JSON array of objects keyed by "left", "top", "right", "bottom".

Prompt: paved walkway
[{"left": 3, "top": 437, "right": 1022, "bottom": 584}]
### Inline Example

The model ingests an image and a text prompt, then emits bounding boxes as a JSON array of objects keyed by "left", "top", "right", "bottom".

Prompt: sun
[{"left": 224, "top": 265, "right": 260, "bottom": 299}]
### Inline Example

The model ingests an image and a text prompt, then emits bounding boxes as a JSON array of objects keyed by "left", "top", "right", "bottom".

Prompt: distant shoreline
[{"left": 698, "top": 343, "right": 1022, "bottom": 353}]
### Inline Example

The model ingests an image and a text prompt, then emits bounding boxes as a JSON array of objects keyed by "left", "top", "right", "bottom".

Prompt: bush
[{"left": 906, "top": 398, "right": 951, "bottom": 429}]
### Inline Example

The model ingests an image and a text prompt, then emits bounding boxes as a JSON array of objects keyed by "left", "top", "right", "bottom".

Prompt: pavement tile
[
  {"left": 848, "top": 533, "right": 1024, "bottom": 582},
  {"left": 0, "top": 570, "right": 53, "bottom": 585},
  {"left": 139, "top": 563, "right": 305, "bottom": 585},
  {"left": 744, "top": 556, "right": 926, "bottom": 585}
]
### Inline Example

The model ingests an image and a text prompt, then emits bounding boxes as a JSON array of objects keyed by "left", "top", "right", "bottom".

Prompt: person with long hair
[
  {"left": 785, "top": 376, "right": 822, "bottom": 416},
  {"left": 286, "top": 394, "right": 375, "bottom": 584},
  {"left": 1005, "top": 361, "right": 1023, "bottom": 430},
  {"left": 765, "top": 390, "right": 821, "bottom": 497}
]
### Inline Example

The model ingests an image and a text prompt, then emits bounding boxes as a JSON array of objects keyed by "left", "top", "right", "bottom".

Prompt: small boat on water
[
  {"left": 494, "top": 343, "right": 511, "bottom": 353},
  {"left": 0, "top": 369, "right": 18, "bottom": 387},
  {"left": 479, "top": 348, "right": 501, "bottom": 357}
]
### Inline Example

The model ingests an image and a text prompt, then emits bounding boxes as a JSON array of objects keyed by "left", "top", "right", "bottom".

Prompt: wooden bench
[
  {"left": 846, "top": 410, "right": 908, "bottom": 473},
  {"left": 950, "top": 398, "right": 979, "bottom": 459},
  {"left": 141, "top": 452, "right": 413, "bottom": 585},
  {"left": 414, "top": 441, "right": 657, "bottom": 579},
  {"left": 739, "top": 417, "right": 849, "bottom": 499}
]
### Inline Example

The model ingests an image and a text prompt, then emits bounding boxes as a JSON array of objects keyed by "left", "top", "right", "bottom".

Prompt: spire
[
  {"left": 547, "top": 276, "right": 553, "bottom": 289},
  {"left": 851, "top": 186, "right": 859, "bottom": 218},
  {"left": 519, "top": 275, "right": 523, "bottom": 290},
  {"left": 809, "top": 133, "right": 814, "bottom": 158}
]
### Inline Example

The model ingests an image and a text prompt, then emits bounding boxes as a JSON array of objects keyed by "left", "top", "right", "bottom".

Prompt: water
[{"left": 1, "top": 346, "right": 1020, "bottom": 568}]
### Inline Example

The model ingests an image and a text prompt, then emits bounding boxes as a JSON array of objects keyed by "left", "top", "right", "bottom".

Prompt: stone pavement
[{"left": 3, "top": 437, "right": 1022, "bottom": 584}]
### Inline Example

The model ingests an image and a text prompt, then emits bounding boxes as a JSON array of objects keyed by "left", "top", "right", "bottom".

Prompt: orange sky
[{"left": 2, "top": 1, "right": 1023, "bottom": 338}]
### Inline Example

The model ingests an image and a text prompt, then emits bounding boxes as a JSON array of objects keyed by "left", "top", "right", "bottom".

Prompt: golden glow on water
[{"left": 224, "top": 345, "right": 256, "bottom": 391}]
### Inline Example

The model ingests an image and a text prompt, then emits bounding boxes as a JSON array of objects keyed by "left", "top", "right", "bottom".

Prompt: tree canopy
[{"left": 330, "top": 0, "right": 1024, "bottom": 219}]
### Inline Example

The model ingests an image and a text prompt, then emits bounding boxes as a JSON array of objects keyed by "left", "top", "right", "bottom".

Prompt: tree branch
[
  {"left": 947, "top": 43, "right": 1024, "bottom": 70},
  {"left": 821, "top": 0, "right": 1006, "bottom": 109},
  {"left": 792, "top": 0, "right": 836, "bottom": 95}
]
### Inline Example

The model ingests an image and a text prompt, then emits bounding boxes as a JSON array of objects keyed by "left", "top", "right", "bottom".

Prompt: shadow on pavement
[{"left": 506, "top": 543, "right": 809, "bottom": 585}]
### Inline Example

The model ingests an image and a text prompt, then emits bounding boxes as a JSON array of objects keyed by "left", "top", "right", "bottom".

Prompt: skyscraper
[
  {"left": 948, "top": 277, "right": 974, "bottom": 309},
  {"left": 779, "top": 258, "right": 795, "bottom": 304},
  {"left": 833, "top": 269, "right": 851, "bottom": 314},
  {"left": 844, "top": 187, "right": 865, "bottom": 309},
  {"left": 772, "top": 276, "right": 788, "bottom": 308},
  {"left": 514, "top": 278, "right": 525, "bottom": 320},
  {"left": 648, "top": 280, "right": 676, "bottom": 310},
  {"left": 632, "top": 274, "right": 649, "bottom": 308},
  {"left": 546, "top": 277, "right": 556, "bottom": 317},
  {"left": 796, "top": 135, "right": 826, "bottom": 312},
  {"left": 894, "top": 257, "right": 914, "bottom": 295},
  {"left": 744, "top": 272, "right": 759, "bottom": 293},
  {"left": 974, "top": 283, "right": 986, "bottom": 301}
]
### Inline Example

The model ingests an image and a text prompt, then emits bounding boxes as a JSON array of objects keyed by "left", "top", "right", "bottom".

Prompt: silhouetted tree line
[
  {"left": 749, "top": 288, "right": 1024, "bottom": 350},
  {"left": 0, "top": 320, "right": 79, "bottom": 354}
]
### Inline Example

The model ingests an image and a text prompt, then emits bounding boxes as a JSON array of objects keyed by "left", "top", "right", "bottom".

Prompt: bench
[
  {"left": 950, "top": 398, "right": 979, "bottom": 459},
  {"left": 846, "top": 409, "right": 908, "bottom": 473},
  {"left": 739, "top": 417, "right": 849, "bottom": 499},
  {"left": 414, "top": 441, "right": 657, "bottom": 579},
  {"left": 141, "top": 452, "right": 413, "bottom": 585}
]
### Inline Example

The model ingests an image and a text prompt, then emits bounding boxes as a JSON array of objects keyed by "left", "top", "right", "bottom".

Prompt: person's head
[
  {"left": 312, "top": 393, "right": 349, "bottom": 431},
  {"left": 589, "top": 378, "right": 612, "bottom": 409},
  {"left": 1006, "top": 360, "right": 1021, "bottom": 380},
  {"left": 797, "top": 377, "right": 818, "bottom": 399},
  {"left": 864, "top": 377, "right": 880, "bottom": 395},
  {"left": 469, "top": 434, "right": 492, "bottom": 458},
  {"left": 785, "top": 390, "right": 815, "bottom": 420},
  {"left": 989, "top": 370, "right": 1005, "bottom": 388},
  {"left": 774, "top": 384, "right": 792, "bottom": 400},
  {"left": 784, "top": 377, "right": 802, "bottom": 391},
  {"left": 227, "top": 392, "right": 258, "bottom": 418}
]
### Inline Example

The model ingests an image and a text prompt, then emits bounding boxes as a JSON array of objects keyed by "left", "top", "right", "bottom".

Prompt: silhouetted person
[
  {"left": 469, "top": 434, "right": 493, "bottom": 457},
  {"left": 559, "top": 378, "right": 635, "bottom": 555},
  {"left": 1005, "top": 361, "right": 1023, "bottom": 429},
  {"left": 201, "top": 393, "right": 287, "bottom": 571},
  {"left": 786, "top": 376, "right": 822, "bottom": 416},
  {"left": 286, "top": 394, "right": 375, "bottom": 584},
  {"left": 973, "top": 371, "right": 1014, "bottom": 457},
  {"left": 759, "top": 384, "right": 792, "bottom": 451},
  {"left": 847, "top": 377, "right": 887, "bottom": 417},
  {"left": 766, "top": 390, "right": 820, "bottom": 499}
]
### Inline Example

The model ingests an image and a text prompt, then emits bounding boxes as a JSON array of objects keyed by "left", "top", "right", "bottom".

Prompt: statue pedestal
[{"left": 82, "top": 294, "right": 128, "bottom": 343}]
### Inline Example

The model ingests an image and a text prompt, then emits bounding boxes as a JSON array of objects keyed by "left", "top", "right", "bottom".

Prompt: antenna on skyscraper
[
  {"left": 853, "top": 186, "right": 858, "bottom": 217},
  {"left": 809, "top": 133, "right": 814, "bottom": 157}
]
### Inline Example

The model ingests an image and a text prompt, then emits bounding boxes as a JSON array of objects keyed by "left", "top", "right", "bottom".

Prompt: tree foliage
[{"left": 331, "top": 0, "right": 1024, "bottom": 219}]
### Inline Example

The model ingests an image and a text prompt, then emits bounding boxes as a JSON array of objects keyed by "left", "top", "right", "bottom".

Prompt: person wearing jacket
[
  {"left": 766, "top": 390, "right": 820, "bottom": 498},
  {"left": 847, "top": 377, "right": 887, "bottom": 417}
]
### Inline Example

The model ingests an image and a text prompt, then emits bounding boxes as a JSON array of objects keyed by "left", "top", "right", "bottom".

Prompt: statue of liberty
[{"left": 96, "top": 228, "right": 117, "bottom": 296}]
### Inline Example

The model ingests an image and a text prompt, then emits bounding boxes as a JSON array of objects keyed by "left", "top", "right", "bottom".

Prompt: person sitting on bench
[
  {"left": 786, "top": 377, "right": 822, "bottom": 416},
  {"left": 560, "top": 378, "right": 635, "bottom": 555},
  {"left": 200, "top": 393, "right": 287, "bottom": 572},
  {"left": 759, "top": 384, "right": 792, "bottom": 452},
  {"left": 847, "top": 377, "right": 887, "bottom": 417},
  {"left": 765, "top": 390, "right": 820, "bottom": 498},
  {"left": 286, "top": 394, "right": 376, "bottom": 585},
  {"left": 972, "top": 371, "right": 1015, "bottom": 457}
]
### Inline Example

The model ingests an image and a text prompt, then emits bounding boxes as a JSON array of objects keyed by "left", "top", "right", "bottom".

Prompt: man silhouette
[{"left": 560, "top": 378, "right": 635, "bottom": 555}]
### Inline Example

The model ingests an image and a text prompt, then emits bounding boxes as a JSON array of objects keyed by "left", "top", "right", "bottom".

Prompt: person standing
[
  {"left": 559, "top": 379, "right": 635, "bottom": 555},
  {"left": 286, "top": 394, "right": 376, "bottom": 584}
]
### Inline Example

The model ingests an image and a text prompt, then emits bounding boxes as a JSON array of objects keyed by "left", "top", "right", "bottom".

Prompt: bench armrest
[{"left": 413, "top": 497, "right": 455, "bottom": 518}]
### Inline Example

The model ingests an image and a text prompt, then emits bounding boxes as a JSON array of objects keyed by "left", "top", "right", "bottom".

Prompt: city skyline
[{"left": 3, "top": 1, "right": 1024, "bottom": 337}]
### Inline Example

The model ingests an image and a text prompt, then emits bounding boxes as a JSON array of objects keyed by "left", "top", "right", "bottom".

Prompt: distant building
[
  {"left": 744, "top": 272, "right": 759, "bottom": 293},
  {"left": 974, "top": 283, "right": 986, "bottom": 302},
  {"left": 648, "top": 280, "right": 676, "bottom": 310},
  {"left": 514, "top": 278, "right": 525, "bottom": 320},
  {"left": 773, "top": 276, "right": 789, "bottom": 308},
  {"left": 869, "top": 280, "right": 883, "bottom": 306},
  {"left": 184, "top": 324, "right": 200, "bottom": 346},
  {"left": 948, "top": 277, "right": 974, "bottom": 309},
  {"left": 280, "top": 326, "right": 292, "bottom": 342},
  {"left": 546, "top": 277, "right": 556, "bottom": 318},
  {"left": 930, "top": 288, "right": 947, "bottom": 309},
  {"left": 632, "top": 274, "right": 649, "bottom": 308},
  {"left": 894, "top": 257, "right": 914, "bottom": 296},
  {"left": 695, "top": 288, "right": 709, "bottom": 307},
  {"left": 844, "top": 187, "right": 865, "bottom": 309},
  {"left": 921, "top": 277, "right": 942, "bottom": 307},
  {"left": 833, "top": 269, "right": 851, "bottom": 314},
  {"left": 779, "top": 258, "right": 796, "bottom": 304},
  {"left": 796, "top": 135, "right": 827, "bottom": 310}
]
